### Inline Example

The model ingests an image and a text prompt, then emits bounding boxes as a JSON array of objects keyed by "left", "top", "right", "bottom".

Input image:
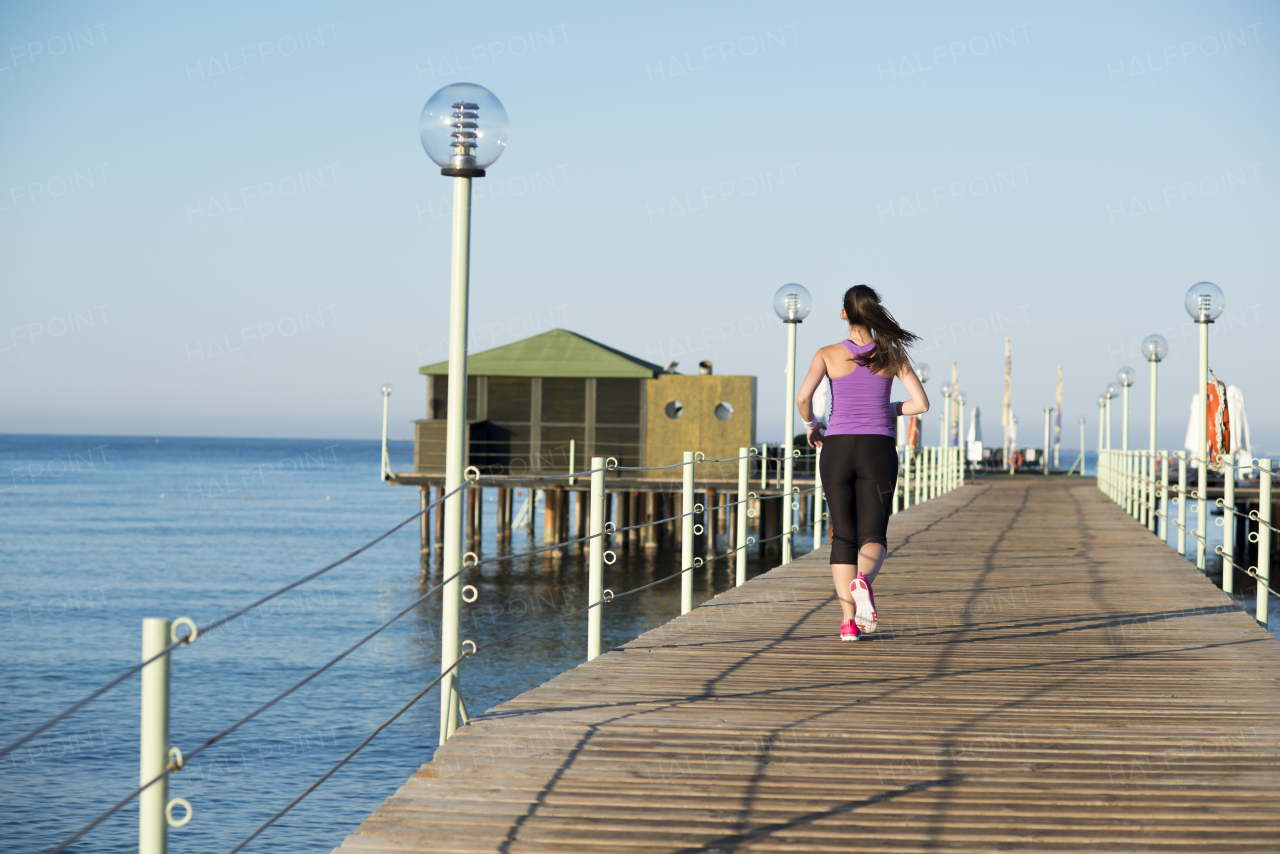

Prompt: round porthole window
[
  {"left": 664, "top": 400, "right": 683, "bottom": 419},
  {"left": 714, "top": 402, "right": 734, "bottom": 421}
]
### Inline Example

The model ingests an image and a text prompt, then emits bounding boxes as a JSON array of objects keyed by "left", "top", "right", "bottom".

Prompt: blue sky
[{"left": 2, "top": 1, "right": 1277, "bottom": 451}]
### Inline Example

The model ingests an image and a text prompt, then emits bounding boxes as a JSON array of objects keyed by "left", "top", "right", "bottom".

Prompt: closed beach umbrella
[
  {"left": 1227, "top": 384, "right": 1252, "bottom": 477},
  {"left": 968, "top": 406, "right": 982, "bottom": 444}
]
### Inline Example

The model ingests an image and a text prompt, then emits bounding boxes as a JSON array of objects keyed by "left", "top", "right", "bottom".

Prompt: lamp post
[
  {"left": 420, "top": 82, "right": 509, "bottom": 744},
  {"left": 939, "top": 382, "right": 954, "bottom": 448},
  {"left": 1104, "top": 384, "right": 1117, "bottom": 450},
  {"left": 1042, "top": 407, "right": 1053, "bottom": 476},
  {"left": 1078, "top": 415, "right": 1086, "bottom": 476},
  {"left": 956, "top": 392, "right": 967, "bottom": 480},
  {"left": 380, "top": 384, "right": 393, "bottom": 482},
  {"left": 1096, "top": 395, "right": 1105, "bottom": 483},
  {"left": 1185, "top": 281, "right": 1224, "bottom": 573},
  {"left": 1117, "top": 367, "right": 1135, "bottom": 453},
  {"left": 1141, "top": 335, "right": 1168, "bottom": 455},
  {"left": 775, "top": 283, "right": 811, "bottom": 565},
  {"left": 1141, "top": 334, "right": 1168, "bottom": 534}
]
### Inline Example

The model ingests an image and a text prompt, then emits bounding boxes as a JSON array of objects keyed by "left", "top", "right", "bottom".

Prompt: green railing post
[
  {"left": 813, "top": 444, "right": 825, "bottom": 542},
  {"left": 587, "top": 457, "right": 605, "bottom": 660},
  {"left": 1159, "top": 450, "right": 1170, "bottom": 542},
  {"left": 681, "top": 451, "right": 695, "bottom": 614},
  {"left": 1177, "top": 451, "right": 1188, "bottom": 557},
  {"left": 1222, "top": 456, "right": 1235, "bottom": 595},
  {"left": 140, "top": 618, "right": 171, "bottom": 854},
  {"left": 736, "top": 448, "right": 749, "bottom": 586},
  {"left": 1257, "top": 459, "right": 1272, "bottom": 628},
  {"left": 903, "top": 446, "right": 912, "bottom": 508}
]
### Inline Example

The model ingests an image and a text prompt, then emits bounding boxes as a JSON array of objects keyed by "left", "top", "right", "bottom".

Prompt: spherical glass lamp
[
  {"left": 1116, "top": 367, "right": 1135, "bottom": 387},
  {"left": 956, "top": 392, "right": 968, "bottom": 406},
  {"left": 1140, "top": 333, "right": 1168, "bottom": 362},
  {"left": 1183, "top": 281, "right": 1224, "bottom": 323},
  {"left": 420, "top": 83, "right": 508, "bottom": 176},
  {"left": 1105, "top": 383, "right": 1119, "bottom": 399},
  {"left": 772, "top": 283, "right": 812, "bottom": 323},
  {"left": 940, "top": 381, "right": 955, "bottom": 397},
  {"left": 913, "top": 363, "right": 931, "bottom": 384},
  {"left": 1097, "top": 395, "right": 1105, "bottom": 408},
  {"left": 381, "top": 384, "right": 393, "bottom": 396}
]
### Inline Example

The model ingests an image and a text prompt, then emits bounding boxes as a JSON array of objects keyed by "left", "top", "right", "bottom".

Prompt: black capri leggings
[{"left": 818, "top": 433, "right": 898, "bottom": 565}]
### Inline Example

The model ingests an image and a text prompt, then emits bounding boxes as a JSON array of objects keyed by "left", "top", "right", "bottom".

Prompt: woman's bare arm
[
  {"left": 893, "top": 362, "right": 930, "bottom": 417},
  {"left": 796, "top": 351, "right": 829, "bottom": 424}
]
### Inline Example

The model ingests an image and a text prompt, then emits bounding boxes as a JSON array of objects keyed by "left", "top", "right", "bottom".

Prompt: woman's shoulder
[{"left": 817, "top": 341, "right": 854, "bottom": 357}]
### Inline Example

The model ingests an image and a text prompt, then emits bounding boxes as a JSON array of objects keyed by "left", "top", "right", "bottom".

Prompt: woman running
[{"left": 796, "top": 285, "right": 928, "bottom": 641}]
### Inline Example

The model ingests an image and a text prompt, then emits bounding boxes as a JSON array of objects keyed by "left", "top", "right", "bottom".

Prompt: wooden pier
[{"left": 336, "top": 475, "right": 1280, "bottom": 852}]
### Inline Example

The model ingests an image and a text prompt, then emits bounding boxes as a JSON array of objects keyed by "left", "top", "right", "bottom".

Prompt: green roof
[{"left": 419, "top": 328, "right": 664, "bottom": 378}]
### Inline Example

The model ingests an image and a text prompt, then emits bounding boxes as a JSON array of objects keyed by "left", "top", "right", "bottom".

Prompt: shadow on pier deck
[{"left": 334, "top": 476, "right": 1280, "bottom": 853}]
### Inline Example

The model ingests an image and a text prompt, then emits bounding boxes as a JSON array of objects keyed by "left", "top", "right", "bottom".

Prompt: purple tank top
[{"left": 825, "top": 339, "right": 895, "bottom": 437}]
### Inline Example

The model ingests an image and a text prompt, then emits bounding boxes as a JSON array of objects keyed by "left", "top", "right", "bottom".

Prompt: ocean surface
[
  {"left": 0, "top": 434, "right": 802, "bottom": 853},
  {"left": 2, "top": 436, "right": 1269, "bottom": 852}
]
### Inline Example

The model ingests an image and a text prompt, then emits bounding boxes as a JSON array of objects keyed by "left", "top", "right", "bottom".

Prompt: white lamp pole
[
  {"left": 1118, "top": 367, "right": 1134, "bottom": 453},
  {"left": 1185, "top": 282, "right": 1224, "bottom": 573},
  {"left": 956, "top": 392, "right": 967, "bottom": 480},
  {"left": 940, "top": 382, "right": 954, "bottom": 448},
  {"left": 1042, "top": 407, "right": 1053, "bottom": 476},
  {"left": 380, "top": 384, "right": 393, "bottom": 482},
  {"left": 774, "top": 284, "right": 811, "bottom": 565},
  {"left": 421, "top": 83, "right": 509, "bottom": 744}
]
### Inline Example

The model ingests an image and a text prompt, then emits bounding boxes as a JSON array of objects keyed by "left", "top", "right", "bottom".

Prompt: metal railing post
[
  {"left": 1130, "top": 452, "right": 1138, "bottom": 519},
  {"left": 140, "top": 618, "right": 172, "bottom": 854},
  {"left": 813, "top": 444, "right": 825, "bottom": 542},
  {"left": 1222, "top": 456, "right": 1235, "bottom": 595},
  {"left": 1159, "top": 450, "right": 1170, "bottom": 542},
  {"left": 1177, "top": 451, "right": 1188, "bottom": 556},
  {"left": 903, "top": 447, "right": 912, "bottom": 509},
  {"left": 587, "top": 457, "right": 605, "bottom": 660},
  {"left": 1257, "top": 459, "right": 1272, "bottom": 628},
  {"left": 736, "top": 448, "right": 749, "bottom": 586},
  {"left": 891, "top": 446, "right": 900, "bottom": 513},
  {"left": 682, "top": 451, "right": 695, "bottom": 614},
  {"left": 1152, "top": 450, "right": 1162, "bottom": 530}
]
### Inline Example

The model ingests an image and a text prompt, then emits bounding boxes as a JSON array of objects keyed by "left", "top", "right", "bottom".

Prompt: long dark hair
[{"left": 843, "top": 284, "right": 920, "bottom": 376}]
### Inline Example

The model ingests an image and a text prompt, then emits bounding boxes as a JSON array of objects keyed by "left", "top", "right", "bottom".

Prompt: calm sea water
[
  {"left": 0, "top": 434, "right": 798, "bottom": 853},
  {"left": 4, "top": 436, "right": 1268, "bottom": 852}
]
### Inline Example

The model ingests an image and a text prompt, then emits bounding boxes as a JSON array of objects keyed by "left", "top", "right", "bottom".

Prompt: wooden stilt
[
  {"left": 643, "top": 491, "right": 658, "bottom": 551},
  {"left": 419, "top": 485, "right": 430, "bottom": 577},
  {"left": 728, "top": 491, "right": 737, "bottom": 551},
  {"left": 466, "top": 486, "right": 477, "bottom": 549},
  {"left": 543, "top": 488, "right": 556, "bottom": 547},
  {"left": 575, "top": 489, "right": 586, "bottom": 541},
  {"left": 434, "top": 485, "right": 445, "bottom": 552},
  {"left": 707, "top": 488, "right": 718, "bottom": 552}
]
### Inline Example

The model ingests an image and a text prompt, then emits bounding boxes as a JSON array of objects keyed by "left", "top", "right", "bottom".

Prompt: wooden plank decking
[{"left": 335, "top": 476, "right": 1280, "bottom": 853}]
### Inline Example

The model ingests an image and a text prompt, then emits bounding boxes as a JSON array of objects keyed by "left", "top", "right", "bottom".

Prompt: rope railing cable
[
  {"left": 1214, "top": 547, "right": 1280, "bottom": 600},
  {"left": 1212, "top": 497, "right": 1280, "bottom": 537},
  {"left": 43, "top": 465, "right": 821, "bottom": 847},
  {"left": 219, "top": 512, "right": 818, "bottom": 851},
  {"left": 224, "top": 654, "right": 467, "bottom": 854},
  {"left": 3, "top": 479, "right": 473, "bottom": 763},
  {"left": 472, "top": 462, "right": 613, "bottom": 484},
  {"left": 45, "top": 530, "right": 484, "bottom": 853},
  {"left": 218, "top": 523, "right": 785, "bottom": 854}
]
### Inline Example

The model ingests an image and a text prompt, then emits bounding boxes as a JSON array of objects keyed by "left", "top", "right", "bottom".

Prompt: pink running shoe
[
  {"left": 840, "top": 618, "right": 861, "bottom": 641},
  {"left": 851, "top": 575, "right": 877, "bottom": 634}
]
